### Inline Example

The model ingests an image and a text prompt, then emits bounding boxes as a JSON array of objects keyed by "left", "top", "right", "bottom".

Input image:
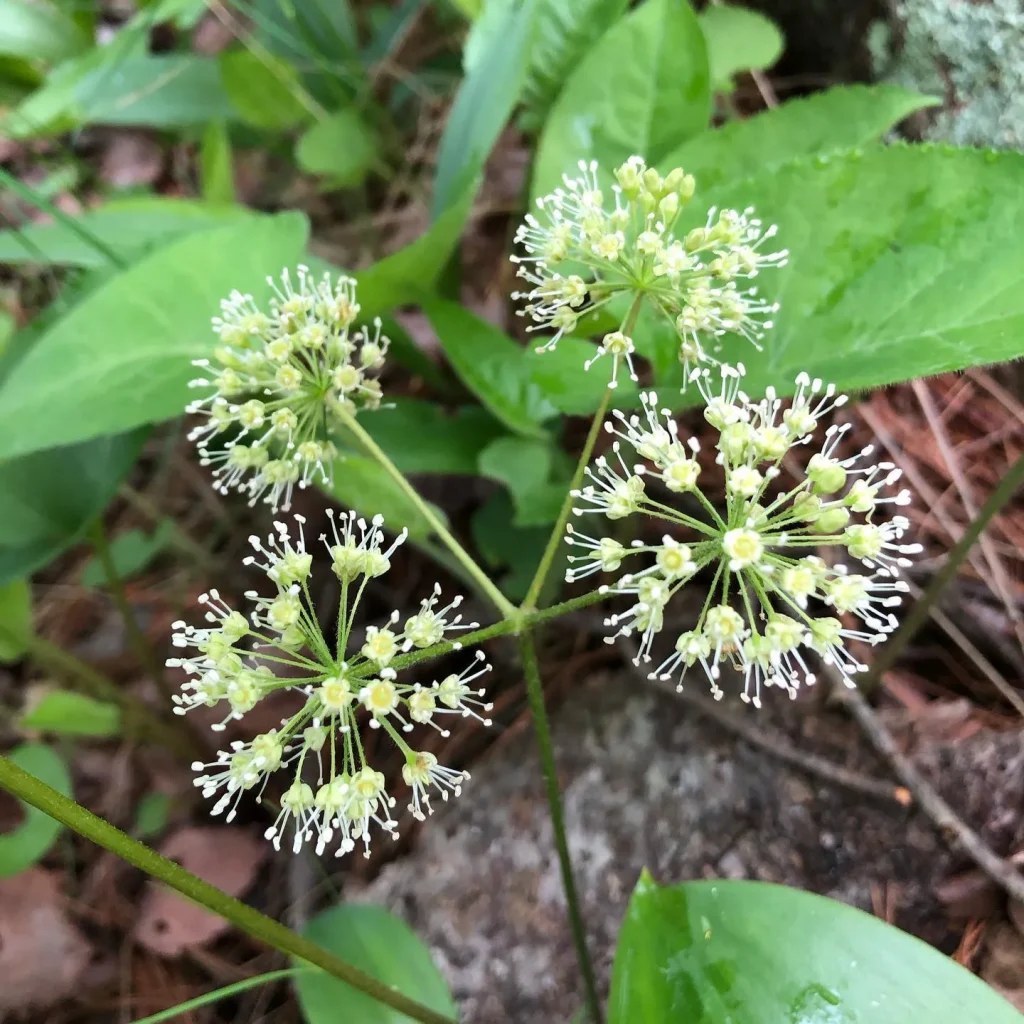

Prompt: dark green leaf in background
[
  {"left": 0, "top": 579, "right": 31, "bottom": 662},
  {"left": 296, "top": 108, "right": 378, "bottom": 188},
  {"left": 608, "top": 873, "right": 1023, "bottom": 1022},
  {"left": 0, "top": 0, "right": 89, "bottom": 65},
  {"left": 471, "top": 489, "right": 556, "bottom": 600},
  {"left": 424, "top": 299, "right": 558, "bottom": 438},
  {"left": 0, "top": 212, "right": 308, "bottom": 460},
  {"left": 0, "top": 742, "right": 70, "bottom": 877},
  {"left": 697, "top": 3, "right": 782, "bottom": 94},
  {"left": 0, "top": 429, "right": 147, "bottom": 587},
  {"left": 220, "top": 48, "right": 314, "bottom": 130},
  {"left": 532, "top": 0, "right": 710, "bottom": 204},
  {"left": 19, "top": 689, "right": 122, "bottom": 737},
  {"left": 295, "top": 903, "right": 457, "bottom": 1024},
  {"left": 200, "top": 121, "right": 236, "bottom": 205},
  {"left": 79, "top": 521, "right": 175, "bottom": 587},
  {"left": 432, "top": 0, "right": 538, "bottom": 219}
]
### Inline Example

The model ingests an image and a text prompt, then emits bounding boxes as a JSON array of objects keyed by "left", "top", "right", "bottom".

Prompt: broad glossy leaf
[
  {"left": 0, "top": 579, "right": 31, "bottom": 662},
  {"left": 0, "top": 212, "right": 308, "bottom": 460},
  {"left": 0, "top": 197, "right": 250, "bottom": 267},
  {"left": 423, "top": 299, "right": 558, "bottom": 438},
  {"left": 608, "top": 873, "right": 1021, "bottom": 1022},
  {"left": 532, "top": 0, "right": 710, "bottom": 204},
  {"left": 657, "top": 84, "right": 939, "bottom": 193},
  {"left": 360, "top": 398, "right": 505, "bottom": 476},
  {"left": 0, "top": 742, "right": 70, "bottom": 877},
  {"left": 20, "top": 689, "right": 122, "bottom": 737},
  {"left": 432, "top": 0, "right": 537, "bottom": 219},
  {"left": 296, "top": 108, "right": 378, "bottom": 187},
  {"left": 698, "top": 3, "right": 782, "bottom": 93},
  {"left": 220, "top": 49, "right": 312, "bottom": 130},
  {"left": 0, "top": 429, "right": 147, "bottom": 586},
  {"left": 295, "top": 903, "right": 456, "bottom": 1024},
  {"left": 673, "top": 144, "right": 1024, "bottom": 401},
  {"left": 0, "top": 0, "right": 89, "bottom": 64}
]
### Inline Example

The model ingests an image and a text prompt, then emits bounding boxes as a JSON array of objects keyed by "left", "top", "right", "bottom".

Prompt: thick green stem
[
  {"left": 92, "top": 519, "right": 172, "bottom": 703},
  {"left": 0, "top": 755, "right": 456, "bottom": 1024},
  {"left": 337, "top": 410, "right": 516, "bottom": 620},
  {"left": 863, "top": 446, "right": 1024, "bottom": 687},
  {"left": 0, "top": 622, "right": 197, "bottom": 758},
  {"left": 518, "top": 634, "right": 603, "bottom": 1024},
  {"left": 523, "top": 292, "right": 645, "bottom": 611}
]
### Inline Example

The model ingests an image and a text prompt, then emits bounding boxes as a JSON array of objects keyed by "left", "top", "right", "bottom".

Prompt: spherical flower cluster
[
  {"left": 565, "top": 366, "right": 921, "bottom": 707},
  {"left": 167, "top": 512, "right": 492, "bottom": 857},
  {"left": 187, "top": 267, "right": 390, "bottom": 511},
  {"left": 511, "top": 156, "right": 788, "bottom": 386}
]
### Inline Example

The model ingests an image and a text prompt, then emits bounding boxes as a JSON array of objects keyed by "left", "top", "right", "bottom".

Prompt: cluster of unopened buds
[
  {"left": 512, "top": 154, "right": 788, "bottom": 387},
  {"left": 566, "top": 365, "right": 921, "bottom": 707},
  {"left": 167, "top": 513, "right": 492, "bottom": 856},
  {"left": 187, "top": 267, "right": 389, "bottom": 511}
]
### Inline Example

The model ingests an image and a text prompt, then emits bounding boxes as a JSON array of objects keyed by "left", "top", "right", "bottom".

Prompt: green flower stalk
[
  {"left": 167, "top": 513, "right": 492, "bottom": 856},
  {"left": 188, "top": 268, "right": 389, "bottom": 511}
]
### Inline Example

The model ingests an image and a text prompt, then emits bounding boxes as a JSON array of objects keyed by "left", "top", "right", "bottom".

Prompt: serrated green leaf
[
  {"left": 296, "top": 108, "right": 378, "bottom": 187},
  {"left": 79, "top": 521, "right": 175, "bottom": 588},
  {"left": 424, "top": 299, "right": 558, "bottom": 438},
  {"left": 220, "top": 48, "right": 313, "bottom": 130},
  {"left": 0, "top": 0, "right": 89, "bottom": 64},
  {"left": 432, "top": 0, "right": 537, "bottom": 219},
  {"left": 471, "top": 490, "right": 550, "bottom": 599},
  {"left": 670, "top": 144, "right": 1024, "bottom": 400},
  {"left": 657, "top": 84, "right": 940, "bottom": 194},
  {"left": 478, "top": 434, "right": 569, "bottom": 525},
  {"left": 0, "top": 212, "right": 308, "bottom": 461},
  {"left": 0, "top": 579, "right": 31, "bottom": 662},
  {"left": 20, "top": 689, "right": 122, "bottom": 737},
  {"left": 532, "top": 0, "right": 710, "bottom": 205},
  {"left": 295, "top": 904, "right": 456, "bottom": 1024},
  {"left": 200, "top": 121, "right": 236, "bottom": 204},
  {"left": 0, "top": 429, "right": 147, "bottom": 586},
  {"left": 0, "top": 742, "right": 70, "bottom": 877},
  {"left": 698, "top": 3, "right": 782, "bottom": 93},
  {"left": 608, "top": 874, "right": 1022, "bottom": 1022},
  {"left": 0, "top": 197, "right": 251, "bottom": 267},
  {"left": 358, "top": 398, "right": 505, "bottom": 476}
]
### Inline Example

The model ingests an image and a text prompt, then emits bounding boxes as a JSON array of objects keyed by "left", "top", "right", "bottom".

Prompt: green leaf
[
  {"left": 0, "top": 0, "right": 89, "bottom": 64},
  {"left": 0, "top": 212, "right": 308, "bottom": 461},
  {"left": 19, "top": 689, "right": 122, "bottom": 737},
  {"left": 524, "top": 334, "right": 640, "bottom": 416},
  {"left": 0, "top": 742, "right": 70, "bottom": 877},
  {"left": 296, "top": 108, "right": 378, "bottom": 188},
  {"left": 432, "top": 0, "right": 537, "bottom": 219},
  {"left": 657, "top": 84, "right": 940, "bottom": 193},
  {"left": 220, "top": 48, "right": 312, "bottom": 130},
  {"left": 359, "top": 398, "right": 505, "bottom": 476},
  {"left": 532, "top": 0, "right": 710, "bottom": 205},
  {"left": 0, "top": 196, "right": 252, "bottom": 267},
  {"left": 518, "top": 0, "right": 631, "bottom": 131},
  {"left": 200, "top": 121, "right": 236, "bottom": 205},
  {"left": 477, "top": 434, "right": 569, "bottom": 525},
  {"left": 76, "top": 55, "right": 236, "bottom": 127},
  {"left": 698, "top": 3, "right": 782, "bottom": 93},
  {"left": 295, "top": 903, "right": 457, "bottom": 1024},
  {"left": 676, "top": 144, "right": 1024, "bottom": 400},
  {"left": 0, "top": 579, "right": 31, "bottom": 662},
  {"left": 423, "top": 299, "right": 558, "bottom": 438},
  {"left": 133, "top": 791, "right": 172, "bottom": 839},
  {"left": 325, "top": 455, "right": 443, "bottom": 545},
  {"left": 0, "top": 429, "right": 147, "bottom": 587},
  {"left": 79, "top": 521, "right": 175, "bottom": 588},
  {"left": 471, "top": 490, "right": 551, "bottom": 600},
  {"left": 608, "top": 873, "right": 1022, "bottom": 1022}
]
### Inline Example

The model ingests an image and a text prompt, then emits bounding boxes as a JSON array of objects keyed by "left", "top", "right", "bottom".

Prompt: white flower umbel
[
  {"left": 169, "top": 512, "right": 491, "bottom": 857},
  {"left": 567, "top": 367, "right": 920, "bottom": 707},
  {"left": 511, "top": 155, "right": 788, "bottom": 385},
  {"left": 188, "top": 267, "right": 390, "bottom": 511}
]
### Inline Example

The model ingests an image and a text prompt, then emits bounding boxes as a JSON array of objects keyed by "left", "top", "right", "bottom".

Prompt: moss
[{"left": 875, "top": 0, "right": 1024, "bottom": 149}]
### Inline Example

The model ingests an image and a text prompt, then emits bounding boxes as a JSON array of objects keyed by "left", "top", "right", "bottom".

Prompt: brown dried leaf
[
  {"left": 0, "top": 868, "right": 92, "bottom": 1014},
  {"left": 134, "top": 827, "right": 266, "bottom": 957}
]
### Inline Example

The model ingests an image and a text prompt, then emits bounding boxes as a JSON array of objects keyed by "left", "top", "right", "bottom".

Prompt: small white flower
[
  {"left": 170, "top": 512, "right": 490, "bottom": 858},
  {"left": 568, "top": 368, "right": 919, "bottom": 706}
]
